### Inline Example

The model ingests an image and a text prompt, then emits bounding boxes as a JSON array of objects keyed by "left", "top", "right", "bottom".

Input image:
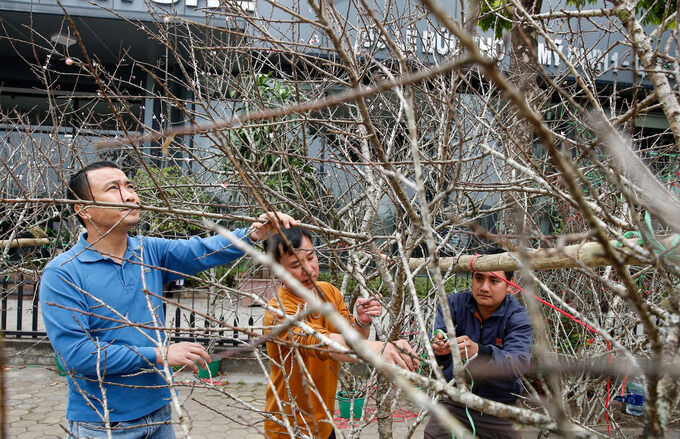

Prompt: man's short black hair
[
  {"left": 265, "top": 226, "right": 313, "bottom": 263},
  {"left": 478, "top": 246, "right": 514, "bottom": 281},
  {"left": 67, "top": 160, "right": 122, "bottom": 226}
]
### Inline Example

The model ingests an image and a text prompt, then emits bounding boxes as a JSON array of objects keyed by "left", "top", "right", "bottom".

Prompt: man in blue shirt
[
  {"left": 40, "top": 160, "right": 298, "bottom": 438},
  {"left": 424, "top": 248, "right": 533, "bottom": 439}
]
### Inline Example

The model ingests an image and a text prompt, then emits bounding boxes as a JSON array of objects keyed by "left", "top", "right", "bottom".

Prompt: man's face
[
  {"left": 279, "top": 236, "right": 319, "bottom": 291},
  {"left": 471, "top": 271, "right": 511, "bottom": 312},
  {"left": 76, "top": 167, "right": 140, "bottom": 233}
]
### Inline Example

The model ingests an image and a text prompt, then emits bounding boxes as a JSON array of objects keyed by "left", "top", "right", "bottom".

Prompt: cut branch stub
[{"left": 1, "top": 238, "right": 50, "bottom": 249}]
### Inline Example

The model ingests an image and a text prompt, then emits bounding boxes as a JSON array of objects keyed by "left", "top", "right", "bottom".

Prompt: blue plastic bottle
[{"left": 625, "top": 379, "right": 645, "bottom": 416}]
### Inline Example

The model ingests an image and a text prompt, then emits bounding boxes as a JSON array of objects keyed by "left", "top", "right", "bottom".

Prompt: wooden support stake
[{"left": 408, "top": 236, "right": 680, "bottom": 272}]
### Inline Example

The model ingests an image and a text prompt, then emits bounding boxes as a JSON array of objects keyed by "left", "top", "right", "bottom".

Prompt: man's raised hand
[
  {"left": 355, "top": 295, "right": 382, "bottom": 326},
  {"left": 249, "top": 212, "right": 300, "bottom": 242}
]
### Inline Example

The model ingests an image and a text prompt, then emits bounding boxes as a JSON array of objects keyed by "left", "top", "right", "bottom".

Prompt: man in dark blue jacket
[{"left": 424, "top": 248, "right": 533, "bottom": 439}]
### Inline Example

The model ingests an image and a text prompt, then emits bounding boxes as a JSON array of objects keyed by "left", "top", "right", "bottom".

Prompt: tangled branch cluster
[{"left": 1, "top": 0, "right": 679, "bottom": 437}]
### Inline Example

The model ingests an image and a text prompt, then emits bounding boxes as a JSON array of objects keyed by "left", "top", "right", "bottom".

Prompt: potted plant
[
  {"left": 54, "top": 353, "right": 67, "bottom": 376},
  {"left": 197, "top": 357, "right": 221, "bottom": 380},
  {"left": 195, "top": 336, "right": 228, "bottom": 385},
  {"left": 336, "top": 363, "right": 368, "bottom": 419}
]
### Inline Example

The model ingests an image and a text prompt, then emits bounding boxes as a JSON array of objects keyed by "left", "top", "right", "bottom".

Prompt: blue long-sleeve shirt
[
  {"left": 433, "top": 291, "right": 533, "bottom": 404},
  {"left": 40, "top": 230, "right": 250, "bottom": 422}
]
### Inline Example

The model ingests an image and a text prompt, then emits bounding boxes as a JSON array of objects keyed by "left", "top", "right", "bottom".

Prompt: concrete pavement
[
  {"left": 3, "top": 365, "right": 660, "bottom": 438},
  {"left": 2, "top": 365, "right": 426, "bottom": 438}
]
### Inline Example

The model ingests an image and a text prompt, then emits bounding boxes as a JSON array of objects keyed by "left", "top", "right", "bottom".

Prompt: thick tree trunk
[
  {"left": 501, "top": 0, "right": 544, "bottom": 245},
  {"left": 0, "top": 238, "right": 49, "bottom": 248},
  {"left": 408, "top": 235, "right": 680, "bottom": 272},
  {"left": 612, "top": 0, "right": 680, "bottom": 150},
  {"left": 376, "top": 267, "right": 407, "bottom": 438}
]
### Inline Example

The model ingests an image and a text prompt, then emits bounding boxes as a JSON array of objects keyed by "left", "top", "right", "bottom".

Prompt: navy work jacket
[{"left": 433, "top": 291, "right": 533, "bottom": 404}]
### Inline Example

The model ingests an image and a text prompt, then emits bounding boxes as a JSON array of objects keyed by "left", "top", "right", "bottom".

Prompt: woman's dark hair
[
  {"left": 265, "top": 226, "right": 313, "bottom": 263},
  {"left": 66, "top": 160, "right": 122, "bottom": 226},
  {"left": 479, "top": 246, "right": 514, "bottom": 281}
]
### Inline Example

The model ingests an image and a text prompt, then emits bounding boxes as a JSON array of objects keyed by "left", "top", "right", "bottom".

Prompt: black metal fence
[
  {"left": 1, "top": 276, "right": 255, "bottom": 347},
  {"left": 0, "top": 274, "right": 42, "bottom": 338},
  {"left": 166, "top": 301, "right": 257, "bottom": 347}
]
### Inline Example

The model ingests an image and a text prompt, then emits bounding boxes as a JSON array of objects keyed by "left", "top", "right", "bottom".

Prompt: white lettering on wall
[
  {"left": 541, "top": 42, "right": 627, "bottom": 75},
  {"left": 537, "top": 40, "right": 562, "bottom": 66},
  {"left": 436, "top": 28, "right": 449, "bottom": 56},
  {"left": 554, "top": 40, "right": 563, "bottom": 66},
  {"left": 405, "top": 27, "right": 418, "bottom": 53},
  {"left": 538, "top": 42, "right": 552, "bottom": 66},
  {"left": 147, "top": 0, "right": 254, "bottom": 11},
  {"left": 422, "top": 29, "right": 435, "bottom": 55},
  {"left": 239, "top": 1, "right": 255, "bottom": 12},
  {"left": 610, "top": 51, "right": 619, "bottom": 71},
  {"left": 471, "top": 36, "right": 503, "bottom": 60},
  {"left": 361, "top": 29, "right": 386, "bottom": 50}
]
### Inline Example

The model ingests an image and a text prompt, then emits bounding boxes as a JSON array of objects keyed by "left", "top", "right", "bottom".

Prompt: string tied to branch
[
  {"left": 617, "top": 211, "right": 680, "bottom": 264},
  {"left": 468, "top": 253, "right": 480, "bottom": 272}
]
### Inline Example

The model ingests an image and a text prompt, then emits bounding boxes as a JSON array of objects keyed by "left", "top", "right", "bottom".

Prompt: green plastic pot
[
  {"left": 54, "top": 354, "right": 67, "bottom": 376},
  {"left": 197, "top": 359, "right": 221, "bottom": 379},
  {"left": 337, "top": 391, "right": 365, "bottom": 419}
]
